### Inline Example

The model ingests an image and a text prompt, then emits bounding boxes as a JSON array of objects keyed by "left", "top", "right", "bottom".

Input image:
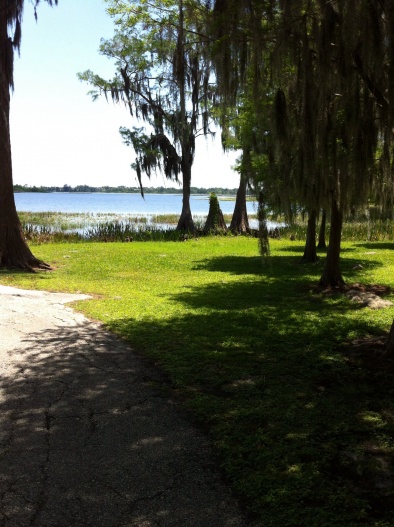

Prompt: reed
[{"left": 29, "top": 210, "right": 394, "bottom": 245}]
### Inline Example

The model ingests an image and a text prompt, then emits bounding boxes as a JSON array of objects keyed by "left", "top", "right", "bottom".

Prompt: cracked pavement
[{"left": 0, "top": 285, "right": 253, "bottom": 527}]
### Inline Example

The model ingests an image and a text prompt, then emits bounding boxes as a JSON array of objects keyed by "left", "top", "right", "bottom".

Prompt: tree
[
  {"left": 203, "top": 192, "right": 227, "bottom": 233},
  {"left": 212, "top": 1, "right": 394, "bottom": 287},
  {"left": 211, "top": 2, "right": 272, "bottom": 233},
  {"left": 301, "top": 210, "right": 318, "bottom": 263},
  {"left": 317, "top": 210, "right": 327, "bottom": 250},
  {"left": 80, "top": 0, "right": 215, "bottom": 232},
  {"left": 384, "top": 319, "right": 394, "bottom": 358},
  {"left": 0, "top": 1, "right": 56, "bottom": 270},
  {"left": 230, "top": 170, "right": 250, "bottom": 234},
  {"left": 219, "top": 110, "right": 251, "bottom": 234}
]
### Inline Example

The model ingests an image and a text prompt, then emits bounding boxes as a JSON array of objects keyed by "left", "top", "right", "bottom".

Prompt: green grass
[{"left": 1, "top": 237, "right": 394, "bottom": 526}]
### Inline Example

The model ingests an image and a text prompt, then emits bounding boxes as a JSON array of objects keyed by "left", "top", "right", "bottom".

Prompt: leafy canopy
[{"left": 80, "top": 0, "right": 216, "bottom": 195}]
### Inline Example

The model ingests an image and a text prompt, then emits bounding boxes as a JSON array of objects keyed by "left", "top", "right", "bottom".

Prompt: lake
[{"left": 14, "top": 192, "right": 258, "bottom": 216}]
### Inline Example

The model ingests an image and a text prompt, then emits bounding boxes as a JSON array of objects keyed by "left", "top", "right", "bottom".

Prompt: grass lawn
[{"left": 1, "top": 237, "right": 394, "bottom": 526}]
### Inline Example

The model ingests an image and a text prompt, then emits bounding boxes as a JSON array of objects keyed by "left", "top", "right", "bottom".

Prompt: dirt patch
[{"left": 310, "top": 283, "right": 393, "bottom": 309}]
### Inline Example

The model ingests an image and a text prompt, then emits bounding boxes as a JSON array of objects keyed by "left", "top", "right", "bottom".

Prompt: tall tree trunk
[
  {"left": 230, "top": 173, "right": 250, "bottom": 233},
  {"left": 258, "top": 191, "right": 270, "bottom": 259},
  {"left": 301, "top": 209, "right": 318, "bottom": 262},
  {"left": 384, "top": 319, "right": 394, "bottom": 358},
  {"left": 176, "top": 151, "right": 195, "bottom": 232},
  {"left": 0, "top": 15, "right": 49, "bottom": 271},
  {"left": 319, "top": 199, "right": 344, "bottom": 287},
  {"left": 175, "top": 0, "right": 195, "bottom": 233},
  {"left": 317, "top": 208, "right": 327, "bottom": 249}
]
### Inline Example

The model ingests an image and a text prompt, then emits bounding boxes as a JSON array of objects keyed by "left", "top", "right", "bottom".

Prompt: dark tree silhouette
[
  {"left": 0, "top": 0, "right": 56, "bottom": 270},
  {"left": 230, "top": 172, "right": 250, "bottom": 234},
  {"left": 301, "top": 209, "right": 318, "bottom": 263},
  {"left": 317, "top": 209, "right": 327, "bottom": 250},
  {"left": 212, "top": 1, "right": 394, "bottom": 287}
]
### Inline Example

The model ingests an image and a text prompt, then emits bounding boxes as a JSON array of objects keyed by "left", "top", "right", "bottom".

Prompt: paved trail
[{"left": 0, "top": 285, "right": 253, "bottom": 527}]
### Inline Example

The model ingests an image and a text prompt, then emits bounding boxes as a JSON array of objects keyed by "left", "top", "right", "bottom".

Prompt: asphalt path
[{"left": 0, "top": 285, "right": 254, "bottom": 527}]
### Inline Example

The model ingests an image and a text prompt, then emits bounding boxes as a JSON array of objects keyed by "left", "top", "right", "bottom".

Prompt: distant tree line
[{"left": 13, "top": 184, "right": 238, "bottom": 195}]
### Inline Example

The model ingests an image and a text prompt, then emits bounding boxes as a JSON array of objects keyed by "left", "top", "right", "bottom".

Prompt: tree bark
[
  {"left": 176, "top": 150, "right": 195, "bottom": 232},
  {"left": 319, "top": 199, "right": 344, "bottom": 287},
  {"left": 384, "top": 319, "right": 394, "bottom": 358},
  {"left": 0, "top": 14, "right": 50, "bottom": 271},
  {"left": 230, "top": 173, "right": 250, "bottom": 233},
  {"left": 203, "top": 193, "right": 227, "bottom": 233},
  {"left": 317, "top": 209, "right": 327, "bottom": 249},
  {"left": 258, "top": 191, "right": 270, "bottom": 258},
  {"left": 301, "top": 209, "right": 318, "bottom": 262},
  {"left": 175, "top": 0, "right": 195, "bottom": 234}
]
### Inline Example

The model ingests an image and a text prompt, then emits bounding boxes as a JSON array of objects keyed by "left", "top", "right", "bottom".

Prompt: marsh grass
[
  {"left": 85, "top": 222, "right": 182, "bottom": 242},
  {"left": 18, "top": 211, "right": 255, "bottom": 243},
  {"left": 150, "top": 213, "right": 179, "bottom": 224},
  {"left": 20, "top": 210, "right": 394, "bottom": 246},
  {"left": 2, "top": 237, "right": 394, "bottom": 526},
  {"left": 278, "top": 218, "right": 394, "bottom": 243}
]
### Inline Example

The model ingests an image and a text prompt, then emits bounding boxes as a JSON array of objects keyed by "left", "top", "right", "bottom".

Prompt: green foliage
[
  {"left": 2, "top": 238, "right": 394, "bottom": 525},
  {"left": 205, "top": 192, "right": 217, "bottom": 219},
  {"left": 79, "top": 0, "right": 216, "bottom": 198},
  {"left": 211, "top": 1, "right": 394, "bottom": 285}
]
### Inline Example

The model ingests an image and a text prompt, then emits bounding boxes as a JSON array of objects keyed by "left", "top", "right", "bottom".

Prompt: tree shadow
[
  {"left": 358, "top": 242, "right": 394, "bottom": 251},
  {"left": 274, "top": 244, "right": 306, "bottom": 253},
  {"left": 192, "top": 255, "right": 265, "bottom": 275},
  {"left": 192, "top": 254, "right": 383, "bottom": 282},
  {"left": 0, "top": 320, "right": 249, "bottom": 526},
  {"left": 278, "top": 244, "right": 358, "bottom": 254},
  {"left": 193, "top": 254, "right": 317, "bottom": 277},
  {"left": 106, "top": 274, "right": 394, "bottom": 525}
]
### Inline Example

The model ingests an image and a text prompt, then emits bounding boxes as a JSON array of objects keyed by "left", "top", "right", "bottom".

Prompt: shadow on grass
[
  {"left": 358, "top": 242, "right": 394, "bottom": 251},
  {"left": 272, "top": 244, "right": 306, "bottom": 254},
  {"left": 192, "top": 254, "right": 384, "bottom": 284},
  {"left": 193, "top": 253, "right": 321, "bottom": 276},
  {"left": 108, "top": 270, "right": 394, "bottom": 526},
  {"left": 192, "top": 255, "right": 265, "bottom": 275},
  {"left": 278, "top": 244, "right": 358, "bottom": 254},
  {"left": 0, "top": 269, "right": 29, "bottom": 277}
]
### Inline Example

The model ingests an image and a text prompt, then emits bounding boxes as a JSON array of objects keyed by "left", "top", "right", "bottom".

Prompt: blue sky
[{"left": 9, "top": 0, "right": 239, "bottom": 189}]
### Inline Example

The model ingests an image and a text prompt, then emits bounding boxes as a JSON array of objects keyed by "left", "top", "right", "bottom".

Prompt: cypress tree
[
  {"left": 212, "top": 1, "right": 394, "bottom": 287},
  {"left": 0, "top": 1, "right": 56, "bottom": 270},
  {"left": 80, "top": 0, "right": 215, "bottom": 233}
]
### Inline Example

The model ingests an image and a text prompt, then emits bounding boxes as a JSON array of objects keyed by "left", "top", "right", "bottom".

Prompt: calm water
[{"left": 14, "top": 192, "right": 258, "bottom": 216}]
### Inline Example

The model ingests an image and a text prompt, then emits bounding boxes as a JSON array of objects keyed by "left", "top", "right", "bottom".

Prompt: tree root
[{"left": 0, "top": 254, "right": 52, "bottom": 272}]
